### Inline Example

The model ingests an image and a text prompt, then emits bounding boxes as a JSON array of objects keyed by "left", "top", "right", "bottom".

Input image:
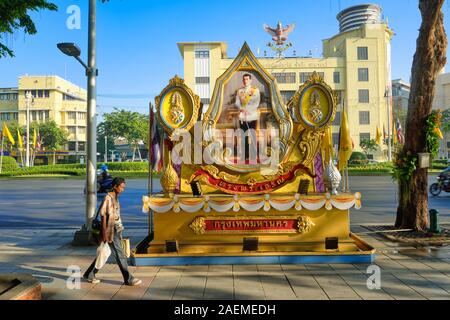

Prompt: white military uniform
[{"left": 235, "top": 85, "right": 260, "bottom": 122}]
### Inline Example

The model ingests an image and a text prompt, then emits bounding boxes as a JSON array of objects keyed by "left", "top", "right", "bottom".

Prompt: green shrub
[
  {"left": 0, "top": 156, "right": 19, "bottom": 171},
  {"left": 349, "top": 152, "right": 368, "bottom": 165},
  {"left": 101, "top": 162, "right": 148, "bottom": 171}
]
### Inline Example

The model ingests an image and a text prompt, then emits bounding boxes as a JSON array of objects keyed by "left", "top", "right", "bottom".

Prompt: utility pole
[
  {"left": 25, "top": 91, "right": 32, "bottom": 167},
  {"left": 104, "top": 135, "right": 107, "bottom": 163}
]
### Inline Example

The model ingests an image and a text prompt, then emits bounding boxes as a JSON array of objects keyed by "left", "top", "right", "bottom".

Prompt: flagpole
[
  {"left": 148, "top": 103, "right": 154, "bottom": 242},
  {"left": 0, "top": 134, "right": 4, "bottom": 174}
]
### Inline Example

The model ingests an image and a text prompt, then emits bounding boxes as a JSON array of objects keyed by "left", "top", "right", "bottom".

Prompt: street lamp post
[
  {"left": 58, "top": 0, "right": 97, "bottom": 246},
  {"left": 25, "top": 91, "right": 33, "bottom": 167},
  {"left": 104, "top": 135, "right": 107, "bottom": 163}
]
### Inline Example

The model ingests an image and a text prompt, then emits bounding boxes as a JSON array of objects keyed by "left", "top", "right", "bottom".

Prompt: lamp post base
[{"left": 72, "top": 225, "right": 95, "bottom": 246}]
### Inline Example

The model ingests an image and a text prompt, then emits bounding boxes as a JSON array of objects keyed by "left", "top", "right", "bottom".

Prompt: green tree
[
  {"left": 442, "top": 109, "right": 450, "bottom": 134},
  {"left": 396, "top": 0, "right": 447, "bottom": 231},
  {"left": 30, "top": 121, "right": 68, "bottom": 164},
  {"left": 97, "top": 122, "right": 116, "bottom": 161},
  {"left": 101, "top": 109, "right": 148, "bottom": 161},
  {"left": 0, "top": 0, "right": 57, "bottom": 58},
  {"left": 359, "top": 139, "right": 378, "bottom": 157}
]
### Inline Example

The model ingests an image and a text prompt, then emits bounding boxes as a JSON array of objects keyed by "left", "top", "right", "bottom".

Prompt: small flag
[
  {"left": 393, "top": 122, "right": 398, "bottom": 144},
  {"left": 150, "top": 109, "right": 162, "bottom": 172},
  {"left": 376, "top": 127, "right": 382, "bottom": 146},
  {"left": 33, "top": 128, "right": 37, "bottom": 148},
  {"left": 337, "top": 106, "right": 353, "bottom": 171},
  {"left": 2, "top": 123, "right": 15, "bottom": 145},
  {"left": 435, "top": 127, "right": 444, "bottom": 140},
  {"left": 17, "top": 129, "right": 23, "bottom": 149},
  {"left": 36, "top": 130, "right": 41, "bottom": 150},
  {"left": 396, "top": 119, "right": 405, "bottom": 144}
]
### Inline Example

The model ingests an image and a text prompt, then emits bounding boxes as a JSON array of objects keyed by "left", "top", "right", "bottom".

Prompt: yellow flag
[
  {"left": 376, "top": 127, "right": 382, "bottom": 146},
  {"left": 17, "top": 129, "right": 23, "bottom": 149},
  {"left": 337, "top": 109, "right": 353, "bottom": 171},
  {"left": 33, "top": 128, "right": 37, "bottom": 148},
  {"left": 2, "top": 123, "right": 15, "bottom": 146},
  {"left": 322, "top": 126, "right": 334, "bottom": 163},
  {"left": 393, "top": 123, "right": 398, "bottom": 144},
  {"left": 435, "top": 127, "right": 444, "bottom": 140}
]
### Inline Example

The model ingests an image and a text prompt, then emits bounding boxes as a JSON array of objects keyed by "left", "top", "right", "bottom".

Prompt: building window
[
  {"left": 333, "top": 111, "right": 341, "bottom": 126},
  {"left": 447, "top": 142, "right": 450, "bottom": 148},
  {"left": 273, "top": 72, "right": 296, "bottom": 84},
  {"left": 195, "top": 77, "right": 210, "bottom": 84},
  {"left": 44, "top": 111, "right": 49, "bottom": 121},
  {"left": 68, "top": 141, "right": 76, "bottom": 151},
  {"left": 78, "top": 142, "right": 86, "bottom": 152},
  {"left": 333, "top": 72, "right": 340, "bottom": 84},
  {"left": 360, "top": 133, "right": 371, "bottom": 142},
  {"left": 332, "top": 133, "right": 340, "bottom": 148},
  {"left": 68, "top": 112, "right": 76, "bottom": 120},
  {"left": 300, "top": 72, "right": 324, "bottom": 83},
  {"left": 195, "top": 50, "right": 209, "bottom": 58},
  {"left": 68, "top": 126, "right": 76, "bottom": 135},
  {"left": 78, "top": 112, "right": 86, "bottom": 120},
  {"left": 37, "top": 90, "right": 44, "bottom": 98},
  {"left": 358, "top": 89, "right": 370, "bottom": 103},
  {"left": 31, "top": 111, "right": 38, "bottom": 121},
  {"left": 13, "top": 112, "right": 18, "bottom": 120},
  {"left": 200, "top": 98, "right": 210, "bottom": 105},
  {"left": 280, "top": 91, "right": 296, "bottom": 104},
  {"left": 357, "top": 47, "right": 368, "bottom": 60},
  {"left": 78, "top": 127, "right": 86, "bottom": 135},
  {"left": 358, "top": 68, "right": 369, "bottom": 82},
  {"left": 359, "top": 111, "right": 370, "bottom": 125}
]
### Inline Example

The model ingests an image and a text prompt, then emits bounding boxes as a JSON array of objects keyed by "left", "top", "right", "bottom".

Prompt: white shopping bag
[{"left": 95, "top": 242, "right": 111, "bottom": 269}]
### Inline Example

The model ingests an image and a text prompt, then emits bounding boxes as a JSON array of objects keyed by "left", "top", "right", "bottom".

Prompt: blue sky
[{"left": 1, "top": 0, "right": 449, "bottom": 115}]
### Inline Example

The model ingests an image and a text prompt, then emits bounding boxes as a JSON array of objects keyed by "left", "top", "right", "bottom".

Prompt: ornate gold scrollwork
[
  {"left": 298, "top": 130, "right": 324, "bottom": 167},
  {"left": 288, "top": 71, "right": 336, "bottom": 131},
  {"left": 189, "top": 217, "right": 206, "bottom": 235},
  {"left": 155, "top": 75, "right": 200, "bottom": 135},
  {"left": 201, "top": 165, "right": 240, "bottom": 183},
  {"left": 297, "top": 215, "right": 315, "bottom": 234}
]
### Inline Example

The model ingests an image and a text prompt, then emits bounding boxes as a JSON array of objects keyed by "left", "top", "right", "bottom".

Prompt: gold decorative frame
[
  {"left": 155, "top": 75, "right": 201, "bottom": 135},
  {"left": 202, "top": 42, "right": 294, "bottom": 173},
  {"left": 189, "top": 215, "right": 315, "bottom": 235},
  {"left": 288, "top": 72, "right": 337, "bottom": 131}
]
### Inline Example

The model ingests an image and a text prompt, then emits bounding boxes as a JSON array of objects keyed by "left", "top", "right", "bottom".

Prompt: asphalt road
[{"left": 0, "top": 175, "right": 448, "bottom": 229}]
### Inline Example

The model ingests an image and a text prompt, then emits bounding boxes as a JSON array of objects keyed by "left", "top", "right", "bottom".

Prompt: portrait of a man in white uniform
[{"left": 235, "top": 73, "right": 261, "bottom": 161}]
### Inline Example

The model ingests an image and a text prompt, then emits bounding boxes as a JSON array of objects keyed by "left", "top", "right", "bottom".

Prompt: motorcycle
[
  {"left": 429, "top": 168, "right": 450, "bottom": 196},
  {"left": 83, "top": 170, "right": 113, "bottom": 194},
  {"left": 97, "top": 170, "right": 113, "bottom": 193}
]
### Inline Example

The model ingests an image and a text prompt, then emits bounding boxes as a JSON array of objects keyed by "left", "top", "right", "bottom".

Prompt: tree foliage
[
  {"left": 31, "top": 121, "right": 69, "bottom": 151},
  {"left": 0, "top": 0, "right": 57, "bottom": 58},
  {"left": 442, "top": 109, "right": 450, "bottom": 133},
  {"left": 359, "top": 139, "right": 378, "bottom": 156},
  {"left": 100, "top": 108, "right": 149, "bottom": 151}
]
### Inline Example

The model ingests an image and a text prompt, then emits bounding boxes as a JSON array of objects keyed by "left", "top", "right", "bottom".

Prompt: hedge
[{"left": 0, "top": 156, "right": 19, "bottom": 171}]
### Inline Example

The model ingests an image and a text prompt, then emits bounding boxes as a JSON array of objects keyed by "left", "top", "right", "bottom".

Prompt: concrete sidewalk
[{"left": 1, "top": 226, "right": 450, "bottom": 300}]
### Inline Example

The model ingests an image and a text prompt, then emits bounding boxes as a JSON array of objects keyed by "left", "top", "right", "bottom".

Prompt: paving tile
[
  {"left": 172, "top": 271, "right": 208, "bottom": 300},
  {"left": 204, "top": 275, "right": 234, "bottom": 300},
  {"left": 339, "top": 273, "right": 393, "bottom": 300},
  {"left": 141, "top": 266, "right": 184, "bottom": 300},
  {"left": 283, "top": 272, "right": 329, "bottom": 300},
  {"left": 112, "top": 276, "right": 155, "bottom": 300},
  {"left": 257, "top": 265, "right": 296, "bottom": 300},
  {"left": 391, "top": 272, "right": 450, "bottom": 300},
  {"left": 313, "top": 274, "right": 362, "bottom": 300}
]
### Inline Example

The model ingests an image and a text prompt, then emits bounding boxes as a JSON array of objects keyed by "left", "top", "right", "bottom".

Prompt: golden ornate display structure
[{"left": 132, "top": 43, "right": 374, "bottom": 265}]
